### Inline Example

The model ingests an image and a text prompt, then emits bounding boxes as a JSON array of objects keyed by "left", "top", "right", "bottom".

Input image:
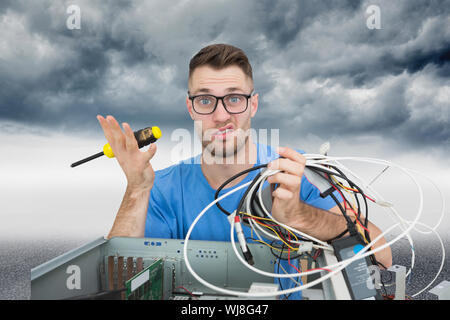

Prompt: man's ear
[
  {"left": 250, "top": 93, "right": 258, "bottom": 118},
  {"left": 186, "top": 96, "right": 195, "bottom": 120}
]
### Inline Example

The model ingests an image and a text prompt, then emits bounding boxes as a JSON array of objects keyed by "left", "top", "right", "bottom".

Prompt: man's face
[{"left": 187, "top": 65, "right": 258, "bottom": 159}]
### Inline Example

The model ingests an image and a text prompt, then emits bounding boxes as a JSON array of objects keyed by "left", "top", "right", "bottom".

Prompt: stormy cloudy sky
[{"left": 0, "top": 0, "right": 449, "bottom": 242}]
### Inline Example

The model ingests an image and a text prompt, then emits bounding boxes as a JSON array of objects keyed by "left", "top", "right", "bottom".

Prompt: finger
[
  {"left": 122, "top": 122, "right": 138, "bottom": 151},
  {"left": 106, "top": 115, "right": 122, "bottom": 133},
  {"left": 272, "top": 187, "right": 294, "bottom": 201},
  {"left": 106, "top": 115, "right": 126, "bottom": 151},
  {"left": 98, "top": 115, "right": 125, "bottom": 154},
  {"left": 97, "top": 115, "right": 115, "bottom": 142},
  {"left": 277, "top": 146, "right": 306, "bottom": 164},
  {"left": 268, "top": 158, "right": 304, "bottom": 177},
  {"left": 267, "top": 172, "right": 301, "bottom": 191},
  {"left": 144, "top": 143, "right": 157, "bottom": 162}
]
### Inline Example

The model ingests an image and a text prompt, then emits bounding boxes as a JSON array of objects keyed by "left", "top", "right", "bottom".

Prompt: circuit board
[{"left": 125, "top": 258, "right": 164, "bottom": 300}]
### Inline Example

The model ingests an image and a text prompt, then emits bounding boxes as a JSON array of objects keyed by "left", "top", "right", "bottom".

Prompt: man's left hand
[{"left": 267, "top": 147, "right": 308, "bottom": 227}]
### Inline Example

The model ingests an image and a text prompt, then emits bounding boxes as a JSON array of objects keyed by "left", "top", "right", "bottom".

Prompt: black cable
[
  {"left": 246, "top": 186, "right": 288, "bottom": 239},
  {"left": 330, "top": 174, "right": 377, "bottom": 266},
  {"left": 249, "top": 181, "right": 268, "bottom": 218},
  {"left": 233, "top": 169, "right": 289, "bottom": 264},
  {"left": 268, "top": 241, "right": 303, "bottom": 260},
  {"left": 330, "top": 166, "right": 370, "bottom": 232},
  {"left": 325, "top": 228, "right": 350, "bottom": 243},
  {"left": 221, "top": 167, "right": 270, "bottom": 266},
  {"left": 234, "top": 167, "right": 292, "bottom": 242},
  {"left": 213, "top": 157, "right": 386, "bottom": 300},
  {"left": 274, "top": 241, "right": 295, "bottom": 300},
  {"left": 306, "top": 165, "right": 362, "bottom": 223},
  {"left": 322, "top": 169, "right": 382, "bottom": 276},
  {"left": 319, "top": 170, "right": 370, "bottom": 240},
  {"left": 236, "top": 171, "right": 263, "bottom": 219},
  {"left": 282, "top": 163, "right": 369, "bottom": 233},
  {"left": 214, "top": 164, "right": 268, "bottom": 216},
  {"left": 307, "top": 164, "right": 368, "bottom": 230},
  {"left": 217, "top": 159, "right": 374, "bottom": 263}
]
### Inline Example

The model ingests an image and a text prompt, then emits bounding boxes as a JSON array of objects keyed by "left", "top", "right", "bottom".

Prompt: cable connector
[
  {"left": 242, "top": 246, "right": 255, "bottom": 266},
  {"left": 227, "top": 210, "right": 237, "bottom": 225},
  {"left": 319, "top": 141, "right": 330, "bottom": 156},
  {"left": 346, "top": 220, "right": 359, "bottom": 237},
  {"left": 320, "top": 186, "right": 336, "bottom": 198},
  {"left": 234, "top": 215, "right": 255, "bottom": 265},
  {"left": 375, "top": 200, "right": 393, "bottom": 207},
  {"left": 303, "top": 167, "right": 335, "bottom": 198},
  {"left": 296, "top": 241, "right": 313, "bottom": 253}
]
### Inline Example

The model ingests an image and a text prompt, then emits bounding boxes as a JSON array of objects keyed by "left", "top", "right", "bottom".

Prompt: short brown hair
[{"left": 189, "top": 44, "right": 253, "bottom": 81}]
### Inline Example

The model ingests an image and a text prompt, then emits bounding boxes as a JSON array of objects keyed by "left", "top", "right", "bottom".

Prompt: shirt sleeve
[
  {"left": 300, "top": 175, "right": 343, "bottom": 211},
  {"left": 144, "top": 183, "right": 176, "bottom": 239}
]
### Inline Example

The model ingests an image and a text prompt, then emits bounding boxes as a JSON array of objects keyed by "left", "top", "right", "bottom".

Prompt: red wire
[
  {"left": 306, "top": 267, "right": 332, "bottom": 273},
  {"left": 339, "top": 185, "right": 376, "bottom": 203},
  {"left": 252, "top": 218, "right": 292, "bottom": 244},
  {"left": 287, "top": 233, "right": 301, "bottom": 273},
  {"left": 312, "top": 248, "right": 321, "bottom": 260},
  {"left": 308, "top": 249, "right": 332, "bottom": 273},
  {"left": 175, "top": 286, "right": 198, "bottom": 299},
  {"left": 242, "top": 215, "right": 279, "bottom": 227},
  {"left": 330, "top": 182, "right": 370, "bottom": 234}
]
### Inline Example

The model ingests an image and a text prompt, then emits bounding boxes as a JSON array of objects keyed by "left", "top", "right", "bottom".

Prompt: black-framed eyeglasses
[{"left": 188, "top": 90, "right": 255, "bottom": 115}]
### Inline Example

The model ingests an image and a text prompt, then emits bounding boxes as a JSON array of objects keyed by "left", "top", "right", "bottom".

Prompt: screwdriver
[{"left": 70, "top": 126, "right": 162, "bottom": 168}]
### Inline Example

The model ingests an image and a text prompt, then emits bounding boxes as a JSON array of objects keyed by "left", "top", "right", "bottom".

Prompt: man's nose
[{"left": 212, "top": 98, "right": 231, "bottom": 122}]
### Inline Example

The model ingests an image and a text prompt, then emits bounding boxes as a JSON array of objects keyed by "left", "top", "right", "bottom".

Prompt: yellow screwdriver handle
[
  {"left": 102, "top": 126, "right": 162, "bottom": 158},
  {"left": 103, "top": 143, "right": 115, "bottom": 158}
]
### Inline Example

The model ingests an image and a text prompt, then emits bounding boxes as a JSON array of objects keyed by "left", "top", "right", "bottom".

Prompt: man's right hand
[{"left": 97, "top": 115, "right": 157, "bottom": 192}]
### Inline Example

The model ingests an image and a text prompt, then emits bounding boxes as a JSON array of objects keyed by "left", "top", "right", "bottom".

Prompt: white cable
[
  {"left": 275, "top": 260, "right": 302, "bottom": 287},
  {"left": 243, "top": 171, "right": 328, "bottom": 247},
  {"left": 401, "top": 167, "right": 446, "bottom": 233},
  {"left": 183, "top": 180, "right": 334, "bottom": 298},
  {"left": 305, "top": 157, "right": 422, "bottom": 279},
  {"left": 407, "top": 221, "right": 446, "bottom": 298},
  {"left": 252, "top": 156, "right": 425, "bottom": 276},
  {"left": 307, "top": 155, "right": 445, "bottom": 228},
  {"left": 304, "top": 157, "right": 418, "bottom": 271},
  {"left": 254, "top": 169, "right": 331, "bottom": 248},
  {"left": 307, "top": 157, "right": 419, "bottom": 281},
  {"left": 247, "top": 216, "right": 331, "bottom": 252},
  {"left": 183, "top": 176, "right": 400, "bottom": 298},
  {"left": 232, "top": 156, "right": 424, "bottom": 289},
  {"left": 303, "top": 159, "right": 416, "bottom": 236},
  {"left": 303, "top": 156, "right": 445, "bottom": 286},
  {"left": 183, "top": 154, "right": 443, "bottom": 299},
  {"left": 230, "top": 219, "right": 403, "bottom": 297},
  {"left": 184, "top": 164, "right": 422, "bottom": 297},
  {"left": 289, "top": 156, "right": 444, "bottom": 296}
]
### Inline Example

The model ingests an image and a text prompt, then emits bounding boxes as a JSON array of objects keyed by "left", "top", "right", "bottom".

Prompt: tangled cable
[{"left": 182, "top": 149, "right": 446, "bottom": 299}]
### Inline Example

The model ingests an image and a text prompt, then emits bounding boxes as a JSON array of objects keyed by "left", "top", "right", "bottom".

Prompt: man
[{"left": 97, "top": 44, "right": 392, "bottom": 298}]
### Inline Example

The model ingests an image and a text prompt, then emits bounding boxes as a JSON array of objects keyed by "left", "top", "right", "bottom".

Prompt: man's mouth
[{"left": 212, "top": 124, "right": 234, "bottom": 140}]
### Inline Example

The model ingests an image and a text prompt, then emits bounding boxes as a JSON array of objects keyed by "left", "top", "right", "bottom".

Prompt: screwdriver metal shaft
[{"left": 70, "top": 151, "right": 104, "bottom": 168}]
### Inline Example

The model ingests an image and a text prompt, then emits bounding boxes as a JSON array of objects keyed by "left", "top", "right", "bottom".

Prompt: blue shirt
[{"left": 145, "top": 143, "right": 339, "bottom": 299}]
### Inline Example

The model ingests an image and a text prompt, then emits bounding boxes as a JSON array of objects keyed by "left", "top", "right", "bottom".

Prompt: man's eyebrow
[
  {"left": 195, "top": 88, "right": 211, "bottom": 94},
  {"left": 225, "top": 87, "right": 245, "bottom": 93},
  {"left": 190, "top": 87, "right": 245, "bottom": 95}
]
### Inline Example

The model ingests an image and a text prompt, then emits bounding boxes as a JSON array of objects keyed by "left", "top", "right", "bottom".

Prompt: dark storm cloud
[
  {"left": 255, "top": 0, "right": 361, "bottom": 48},
  {"left": 0, "top": 0, "right": 449, "bottom": 151},
  {"left": 0, "top": 0, "right": 192, "bottom": 132},
  {"left": 379, "top": 46, "right": 450, "bottom": 76},
  {"left": 251, "top": 0, "right": 450, "bottom": 151}
]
